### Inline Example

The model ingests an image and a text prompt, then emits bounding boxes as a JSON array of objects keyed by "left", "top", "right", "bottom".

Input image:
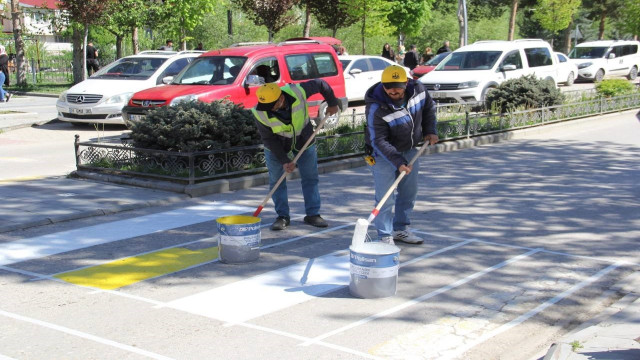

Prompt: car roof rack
[
  {"left": 230, "top": 41, "right": 271, "bottom": 47},
  {"left": 277, "top": 39, "right": 322, "bottom": 46},
  {"left": 177, "top": 50, "right": 205, "bottom": 54},
  {"left": 138, "top": 50, "right": 178, "bottom": 55}
]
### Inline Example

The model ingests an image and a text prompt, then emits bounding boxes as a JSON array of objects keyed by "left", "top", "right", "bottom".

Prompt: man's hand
[
  {"left": 326, "top": 105, "right": 339, "bottom": 116},
  {"left": 424, "top": 134, "right": 439, "bottom": 145},
  {"left": 398, "top": 164, "right": 412, "bottom": 174},
  {"left": 283, "top": 162, "right": 296, "bottom": 173}
]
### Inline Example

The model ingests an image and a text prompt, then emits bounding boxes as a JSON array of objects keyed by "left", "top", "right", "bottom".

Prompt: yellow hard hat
[
  {"left": 381, "top": 65, "right": 407, "bottom": 89},
  {"left": 256, "top": 83, "right": 282, "bottom": 110}
]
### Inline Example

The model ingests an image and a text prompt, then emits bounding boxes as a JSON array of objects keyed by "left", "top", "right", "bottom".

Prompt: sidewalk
[{"left": 1, "top": 101, "right": 639, "bottom": 359}]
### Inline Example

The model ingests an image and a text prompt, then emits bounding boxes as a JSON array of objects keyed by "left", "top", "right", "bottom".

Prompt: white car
[
  {"left": 555, "top": 52, "right": 579, "bottom": 86},
  {"left": 420, "top": 39, "right": 558, "bottom": 103},
  {"left": 56, "top": 50, "right": 202, "bottom": 125},
  {"left": 339, "top": 55, "right": 410, "bottom": 102},
  {"left": 568, "top": 40, "right": 640, "bottom": 82}
]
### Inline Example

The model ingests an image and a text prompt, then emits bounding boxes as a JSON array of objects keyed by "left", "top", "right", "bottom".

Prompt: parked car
[
  {"left": 338, "top": 55, "right": 410, "bottom": 102},
  {"left": 123, "top": 38, "right": 348, "bottom": 128},
  {"left": 555, "top": 52, "right": 579, "bottom": 86},
  {"left": 419, "top": 39, "right": 558, "bottom": 103},
  {"left": 56, "top": 50, "right": 202, "bottom": 125},
  {"left": 568, "top": 40, "right": 640, "bottom": 82},
  {"left": 412, "top": 51, "right": 451, "bottom": 80}
]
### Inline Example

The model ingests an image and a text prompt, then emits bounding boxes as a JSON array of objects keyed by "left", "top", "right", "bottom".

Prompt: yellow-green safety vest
[{"left": 252, "top": 84, "right": 309, "bottom": 139}]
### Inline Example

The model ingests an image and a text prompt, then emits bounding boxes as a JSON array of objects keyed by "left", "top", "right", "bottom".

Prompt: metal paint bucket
[
  {"left": 349, "top": 242, "right": 400, "bottom": 298},
  {"left": 216, "top": 215, "right": 261, "bottom": 264}
]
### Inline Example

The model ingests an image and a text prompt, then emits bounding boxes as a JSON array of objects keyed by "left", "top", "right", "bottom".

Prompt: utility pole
[{"left": 10, "top": 0, "right": 26, "bottom": 85}]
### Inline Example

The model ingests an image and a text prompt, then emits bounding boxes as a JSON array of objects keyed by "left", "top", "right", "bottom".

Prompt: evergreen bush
[
  {"left": 129, "top": 100, "right": 261, "bottom": 152},
  {"left": 595, "top": 79, "right": 635, "bottom": 97},
  {"left": 486, "top": 75, "right": 565, "bottom": 113}
]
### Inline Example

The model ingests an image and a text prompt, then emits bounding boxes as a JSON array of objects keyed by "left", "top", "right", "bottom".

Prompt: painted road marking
[
  {"left": 300, "top": 248, "right": 541, "bottom": 346},
  {"left": 55, "top": 246, "right": 219, "bottom": 290},
  {"left": 166, "top": 250, "right": 351, "bottom": 323},
  {"left": 0, "top": 202, "right": 252, "bottom": 266},
  {"left": 0, "top": 308, "right": 174, "bottom": 360}
]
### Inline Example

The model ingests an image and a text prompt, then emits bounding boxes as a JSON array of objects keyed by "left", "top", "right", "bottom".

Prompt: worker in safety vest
[{"left": 252, "top": 81, "right": 339, "bottom": 231}]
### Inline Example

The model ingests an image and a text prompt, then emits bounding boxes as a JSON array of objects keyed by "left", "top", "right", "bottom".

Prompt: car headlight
[
  {"left": 58, "top": 91, "right": 67, "bottom": 102},
  {"left": 105, "top": 92, "right": 134, "bottom": 105},
  {"left": 457, "top": 81, "right": 479, "bottom": 89},
  {"left": 169, "top": 94, "right": 199, "bottom": 106},
  {"left": 577, "top": 62, "right": 592, "bottom": 69}
]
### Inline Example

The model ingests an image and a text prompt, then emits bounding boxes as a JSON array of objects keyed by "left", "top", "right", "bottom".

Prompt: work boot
[
  {"left": 380, "top": 236, "right": 395, "bottom": 245},
  {"left": 392, "top": 228, "right": 423, "bottom": 244},
  {"left": 271, "top": 216, "right": 290, "bottom": 231},
  {"left": 303, "top": 215, "right": 328, "bottom": 228}
]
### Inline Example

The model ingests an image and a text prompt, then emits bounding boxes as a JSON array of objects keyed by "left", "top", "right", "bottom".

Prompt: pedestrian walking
[
  {"left": 86, "top": 42, "right": 100, "bottom": 76},
  {"left": 363, "top": 65, "right": 438, "bottom": 244},
  {"left": 437, "top": 41, "right": 451, "bottom": 54},
  {"left": 252, "top": 81, "right": 339, "bottom": 230},
  {"left": 0, "top": 46, "right": 11, "bottom": 102},
  {"left": 403, "top": 44, "right": 420, "bottom": 70},
  {"left": 381, "top": 43, "right": 395, "bottom": 61},
  {"left": 159, "top": 40, "right": 173, "bottom": 51}
]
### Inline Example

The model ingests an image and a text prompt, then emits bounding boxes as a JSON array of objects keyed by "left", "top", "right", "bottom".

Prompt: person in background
[
  {"left": 338, "top": 45, "right": 348, "bottom": 56},
  {"left": 364, "top": 65, "right": 438, "bottom": 245},
  {"left": 195, "top": 42, "right": 204, "bottom": 51},
  {"left": 381, "top": 43, "right": 395, "bottom": 61},
  {"left": 0, "top": 46, "right": 11, "bottom": 102},
  {"left": 437, "top": 40, "right": 451, "bottom": 54},
  {"left": 252, "top": 81, "right": 339, "bottom": 231},
  {"left": 159, "top": 39, "right": 173, "bottom": 51},
  {"left": 421, "top": 47, "right": 434, "bottom": 63},
  {"left": 86, "top": 42, "right": 99, "bottom": 76},
  {"left": 403, "top": 44, "right": 420, "bottom": 70},
  {"left": 396, "top": 44, "right": 406, "bottom": 64}
]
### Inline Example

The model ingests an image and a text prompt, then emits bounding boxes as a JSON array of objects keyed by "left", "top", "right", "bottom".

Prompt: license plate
[
  {"left": 430, "top": 91, "right": 445, "bottom": 98},
  {"left": 70, "top": 107, "right": 91, "bottom": 114},
  {"left": 129, "top": 114, "right": 145, "bottom": 121}
]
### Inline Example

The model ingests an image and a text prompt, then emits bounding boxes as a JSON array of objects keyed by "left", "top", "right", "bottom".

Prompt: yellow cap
[
  {"left": 381, "top": 65, "right": 408, "bottom": 88},
  {"left": 256, "top": 83, "right": 282, "bottom": 104}
]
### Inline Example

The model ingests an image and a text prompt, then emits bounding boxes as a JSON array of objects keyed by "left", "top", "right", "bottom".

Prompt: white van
[
  {"left": 568, "top": 40, "right": 639, "bottom": 82},
  {"left": 419, "top": 39, "right": 558, "bottom": 103}
]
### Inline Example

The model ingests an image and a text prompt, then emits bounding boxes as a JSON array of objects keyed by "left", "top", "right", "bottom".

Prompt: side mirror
[
  {"left": 608, "top": 53, "right": 616, "bottom": 59},
  {"left": 349, "top": 68, "right": 362, "bottom": 75},
  {"left": 162, "top": 76, "right": 174, "bottom": 84},
  {"left": 501, "top": 64, "right": 517, "bottom": 71}
]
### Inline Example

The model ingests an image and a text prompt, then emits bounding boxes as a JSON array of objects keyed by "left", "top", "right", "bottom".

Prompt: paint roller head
[{"left": 351, "top": 218, "right": 370, "bottom": 247}]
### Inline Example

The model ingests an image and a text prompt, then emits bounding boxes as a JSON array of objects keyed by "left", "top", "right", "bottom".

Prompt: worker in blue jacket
[{"left": 364, "top": 65, "right": 438, "bottom": 244}]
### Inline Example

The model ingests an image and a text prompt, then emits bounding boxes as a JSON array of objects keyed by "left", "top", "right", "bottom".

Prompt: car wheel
[
  {"left": 481, "top": 86, "right": 496, "bottom": 103},
  {"left": 317, "top": 102, "right": 342, "bottom": 130},
  {"left": 594, "top": 69, "right": 605, "bottom": 82},
  {"left": 627, "top": 66, "right": 638, "bottom": 80},
  {"left": 566, "top": 71, "right": 575, "bottom": 86}
]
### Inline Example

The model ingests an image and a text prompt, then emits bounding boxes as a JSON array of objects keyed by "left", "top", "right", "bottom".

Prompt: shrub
[
  {"left": 130, "top": 100, "right": 261, "bottom": 152},
  {"left": 595, "top": 79, "right": 635, "bottom": 97},
  {"left": 486, "top": 75, "right": 565, "bottom": 113}
]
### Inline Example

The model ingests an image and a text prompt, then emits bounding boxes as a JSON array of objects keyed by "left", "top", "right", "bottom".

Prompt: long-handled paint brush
[
  {"left": 253, "top": 114, "right": 330, "bottom": 218},
  {"left": 351, "top": 140, "right": 432, "bottom": 247}
]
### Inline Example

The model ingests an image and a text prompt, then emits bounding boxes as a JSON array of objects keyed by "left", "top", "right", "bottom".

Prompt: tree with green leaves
[
  {"left": 343, "top": 0, "right": 395, "bottom": 54},
  {"left": 236, "top": 0, "right": 300, "bottom": 42},
  {"left": 157, "top": 0, "right": 217, "bottom": 51},
  {"left": 619, "top": 0, "right": 640, "bottom": 38},
  {"left": 387, "top": 0, "right": 434, "bottom": 47},
  {"left": 306, "top": 0, "right": 357, "bottom": 38},
  {"left": 533, "top": 0, "right": 581, "bottom": 47},
  {"left": 101, "top": 0, "right": 164, "bottom": 57},
  {"left": 582, "top": 0, "right": 624, "bottom": 40},
  {"left": 58, "top": 0, "right": 114, "bottom": 83}
]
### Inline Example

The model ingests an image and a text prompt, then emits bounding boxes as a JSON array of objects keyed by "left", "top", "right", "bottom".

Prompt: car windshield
[
  {"left": 173, "top": 56, "right": 247, "bottom": 85},
  {"left": 435, "top": 51, "right": 502, "bottom": 71},
  {"left": 568, "top": 46, "right": 608, "bottom": 59},
  {"left": 92, "top": 57, "right": 168, "bottom": 79},
  {"left": 424, "top": 52, "right": 450, "bottom": 66}
]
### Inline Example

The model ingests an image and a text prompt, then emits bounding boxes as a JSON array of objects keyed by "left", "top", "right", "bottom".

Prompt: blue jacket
[{"left": 364, "top": 80, "right": 437, "bottom": 169}]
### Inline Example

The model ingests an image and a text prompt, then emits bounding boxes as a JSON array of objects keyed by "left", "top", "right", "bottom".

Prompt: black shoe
[
  {"left": 304, "top": 215, "right": 328, "bottom": 228},
  {"left": 5, "top": 93, "right": 11, "bottom": 102},
  {"left": 271, "top": 216, "right": 290, "bottom": 230}
]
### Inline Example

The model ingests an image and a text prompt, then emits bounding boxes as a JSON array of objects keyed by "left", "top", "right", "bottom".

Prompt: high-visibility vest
[{"left": 252, "top": 84, "right": 309, "bottom": 139}]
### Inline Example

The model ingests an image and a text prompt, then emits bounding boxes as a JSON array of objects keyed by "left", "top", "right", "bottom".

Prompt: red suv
[{"left": 122, "top": 38, "right": 348, "bottom": 127}]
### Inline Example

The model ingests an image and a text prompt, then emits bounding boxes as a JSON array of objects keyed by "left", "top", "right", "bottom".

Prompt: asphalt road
[{"left": 0, "top": 109, "right": 638, "bottom": 359}]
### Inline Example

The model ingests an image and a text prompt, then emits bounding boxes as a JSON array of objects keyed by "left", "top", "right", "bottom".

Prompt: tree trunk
[
  {"left": 457, "top": 1, "right": 465, "bottom": 46},
  {"left": 227, "top": 10, "right": 233, "bottom": 36},
  {"left": 72, "top": 27, "right": 83, "bottom": 84},
  {"left": 361, "top": 14, "right": 366, "bottom": 55},
  {"left": 598, "top": 10, "right": 606, "bottom": 40},
  {"left": 116, "top": 34, "right": 123, "bottom": 59},
  {"left": 303, "top": 5, "right": 311, "bottom": 37},
  {"left": 83, "top": 25, "right": 89, "bottom": 81},
  {"left": 508, "top": 0, "right": 518, "bottom": 41},
  {"left": 10, "top": 0, "right": 26, "bottom": 85},
  {"left": 562, "top": 24, "right": 572, "bottom": 54},
  {"left": 132, "top": 27, "right": 139, "bottom": 55}
]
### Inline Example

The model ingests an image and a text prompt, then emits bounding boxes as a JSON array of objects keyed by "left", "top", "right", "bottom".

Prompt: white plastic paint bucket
[
  {"left": 216, "top": 215, "right": 261, "bottom": 264},
  {"left": 349, "top": 242, "right": 400, "bottom": 298}
]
